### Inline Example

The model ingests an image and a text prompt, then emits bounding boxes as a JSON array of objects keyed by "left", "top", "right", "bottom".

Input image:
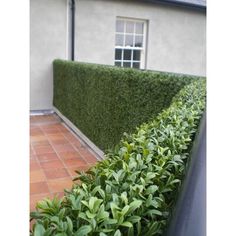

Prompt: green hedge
[
  {"left": 31, "top": 80, "right": 206, "bottom": 236},
  {"left": 53, "top": 60, "right": 200, "bottom": 150}
]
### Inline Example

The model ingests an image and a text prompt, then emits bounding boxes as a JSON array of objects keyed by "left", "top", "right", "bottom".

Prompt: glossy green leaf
[
  {"left": 114, "top": 229, "right": 122, "bottom": 236},
  {"left": 34, "top": 224, "right": 45, "bottom": 236},
  {"left": 120, "top": 221, "right": 133, "bottom": 228},
  {"left": 75, "top": 225, "right": 92, "bottom": 236}
]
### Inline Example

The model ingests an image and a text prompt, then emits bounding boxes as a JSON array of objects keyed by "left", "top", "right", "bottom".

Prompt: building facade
[{"left": 30, "top": 0, "right": 206, "bottom": 111}]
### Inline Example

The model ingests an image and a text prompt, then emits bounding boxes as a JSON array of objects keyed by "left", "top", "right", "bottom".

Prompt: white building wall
[
  {"left": 30, "top": 0, "right": 68, "bottom": 110},
  {"left": 75, "top": 0, "right": 206, "bottom": 76}
]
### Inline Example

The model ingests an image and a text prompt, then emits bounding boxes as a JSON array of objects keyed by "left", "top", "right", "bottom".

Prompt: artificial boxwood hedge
[
  {"left": 31, "top": 79, "right": 206, "bottom": 236},
  {"left": 53, "top": 60, "right": 200, "bottom": 150}
]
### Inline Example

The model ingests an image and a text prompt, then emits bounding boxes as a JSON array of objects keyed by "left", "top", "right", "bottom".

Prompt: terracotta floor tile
[
  {"left": 30, "top": 146, "right": 35, "bottom": 153},
  {"left": 67, "top": 165, "right": 90, "bottom": 177},
  {"left": 59, "top": 125, "right": 70, "bottom": 133},
  {"left": 86, "top": 156, "right": 98, "bottom": 164},
  {"left": 31, "top": 140, "right": 50, "bottom": 147},
  {"left": 30, "top": 182, "right": 50, "bottom": 195},
  {"left": 47, "top": 133, "right": 65, "bottom": 141},
  {"left": 36, "top": 115, "right": 59, "bottom": 122},
  {"left": 31, "top": 135, "right": 48, "bottom": 143},
  {"left": 30, "top": 126, "right": 41, "bottom": 131},
  {"left": 30, "top": 130, "right": 44, "bottom": 136},
  {"left": 78, "top": 148, "right": 98, "bottom": 164},
  {"left": 30, "top": 114, "right": 99, "bottom": 212},
  {"left": 40, "top": 123, "right": 52, "bottom": 130},
  {"left": 73, "top": 140, "right": 84, "bottom": 150},
  {"left": 30, "top": 160, "right": 41, "bottom": 171},
  {"left": 50, "top": 138, "right": 69, "bottom": 145},
  {"left": 37, "top": 153, "right": 59, "bottom": 162},
  {"left": 30, "top": 170, "right": 46, "bottom": 183},
  {"left": 40, "top": 159, "right": 64, "bottom": 170},
  {"left": 58, "top": 151, "right": 81, "bottom": 160},
  {"left": 44, "top": 168, "right": 70, "bottom": 180},
  {"left": 30, "top": 154, "right": 37, "bottom": 161},
  {"left": 63, "top": 132, "right": 79, "bottom": 143},
  {"left": 47, "top": 178, "right": 73, "bottom": 193},
  {"left": 63, "top": 157, "right": 87, "bottom": 167},
  {"left": 49, "top": 124, "right": 64, "bottom": 129},
  {"left": 42, "top": 128, "right": 60, "bottom": 135},
  {"left": 40, "top": 124, "right": 57, "bottom": 130},
  {"left": 48, "top": 133, "right": 79, "bottom": 145},
  {"left": 34, "top": 145, "right": 55, "bottom": 155},
  {"left": 53, "top": 143, "right": 76, "bottom": 153},
  {"left": 40, "top": 121, "right": 59, "bottom": 130}
]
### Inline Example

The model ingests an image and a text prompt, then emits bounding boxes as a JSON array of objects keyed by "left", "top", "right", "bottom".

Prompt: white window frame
[{"left": 114, "top": 17, "right": 147, "bottom": 69}]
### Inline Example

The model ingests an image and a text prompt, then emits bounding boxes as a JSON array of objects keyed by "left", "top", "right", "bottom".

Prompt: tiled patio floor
[{"left": 30, "top": 114, "right": 99, "bottom": 211}]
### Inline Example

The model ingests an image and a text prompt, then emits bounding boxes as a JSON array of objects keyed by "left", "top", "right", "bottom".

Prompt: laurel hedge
[
  {"left": 31, "top": 79, "right": 206, "bottom": 236},
  {"left": 53, "top": 60, "right": 200, "bottom": 150}
]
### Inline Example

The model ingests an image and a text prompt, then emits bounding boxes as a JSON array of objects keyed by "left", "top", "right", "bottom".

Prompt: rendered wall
[
  {"left": 75, "top": 0, "right": 206, "bottom": 76},
  {"left": 30, "top": 0, "right": 206, "bottom": 110},
  {"left": 30, "top": 0, "right": 68, "bottom": 110}
]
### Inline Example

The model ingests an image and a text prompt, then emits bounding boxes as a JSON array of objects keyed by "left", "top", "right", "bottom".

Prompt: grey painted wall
[
  {"left": 30, "top": 0, "right": 68, "bottom": 110},
  {"left": 30, "top": 0, "right": 205, "bottom": 110},
  {"left": 75, "top": 0, "right": 206, "bottom": 76}
]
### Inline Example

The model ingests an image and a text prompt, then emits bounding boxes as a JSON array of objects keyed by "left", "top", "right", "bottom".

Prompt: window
[{"left": 115, "top": 18, "right": 147, "bottom": 69}]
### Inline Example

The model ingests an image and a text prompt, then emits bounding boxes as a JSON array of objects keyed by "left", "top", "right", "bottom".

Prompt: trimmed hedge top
[
  {"left": 53, "top": 60, "right": 200, "bottom": 150},
  {"left": 31, "top": 79, "right": 206, "bottom": 236}
]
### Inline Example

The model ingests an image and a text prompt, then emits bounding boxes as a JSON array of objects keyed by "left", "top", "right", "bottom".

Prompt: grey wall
[
  {"left": 75, "top": 0, "right": 206, "bottom": 76},
  {"left": 30, "top": 0, "right": 205, "bottom": 110},
  {"left": 30, "top": 0, "right": 68, "bottom": 110}
]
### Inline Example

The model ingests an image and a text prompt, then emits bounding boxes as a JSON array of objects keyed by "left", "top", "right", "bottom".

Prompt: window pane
[
  {"left": 116, "top": 34, "right": 124, "bottom": 46},
  {"left": 134, "top": 35, "right": 143, "bottom": 47},
  {"left": 116, "top": 20, "right": 124, "bottom": 32},
  {"left": 115, "top": 19, "right": 145, "bottom": 70},
  {"left": 133, "top": 50, "right": 141, "bottom": 61},
  {"left": 133, "top": 62, "right": 140, "bottom": 69},
  {"left": 123, "top": 62, "right": 131, "bottom": 68},
  {"left": 123, "top": 49, "right": 132, "bottom": 60},
  {"left": 135, "top": 22, "right": 144, "bottom": 34},
  {"left": 125, "top": 35, "right": 134, "bottom": 47},
  {"left": 115, "top": 49, "right": 122, "bottom": 60},
  {"left": 115, "top": 61, "right": 121, "bottom": 67},
  {"left": 126, "top": 21, "right": 134, "bottom": 33}
]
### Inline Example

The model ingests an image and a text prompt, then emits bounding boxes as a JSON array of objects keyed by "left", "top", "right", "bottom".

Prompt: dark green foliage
[
  {"left": 53, "top": 60, "right": 199, "bottom": 150},
  {"left": 31, "top": 80, "right": 206, "bottom": 236}
]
